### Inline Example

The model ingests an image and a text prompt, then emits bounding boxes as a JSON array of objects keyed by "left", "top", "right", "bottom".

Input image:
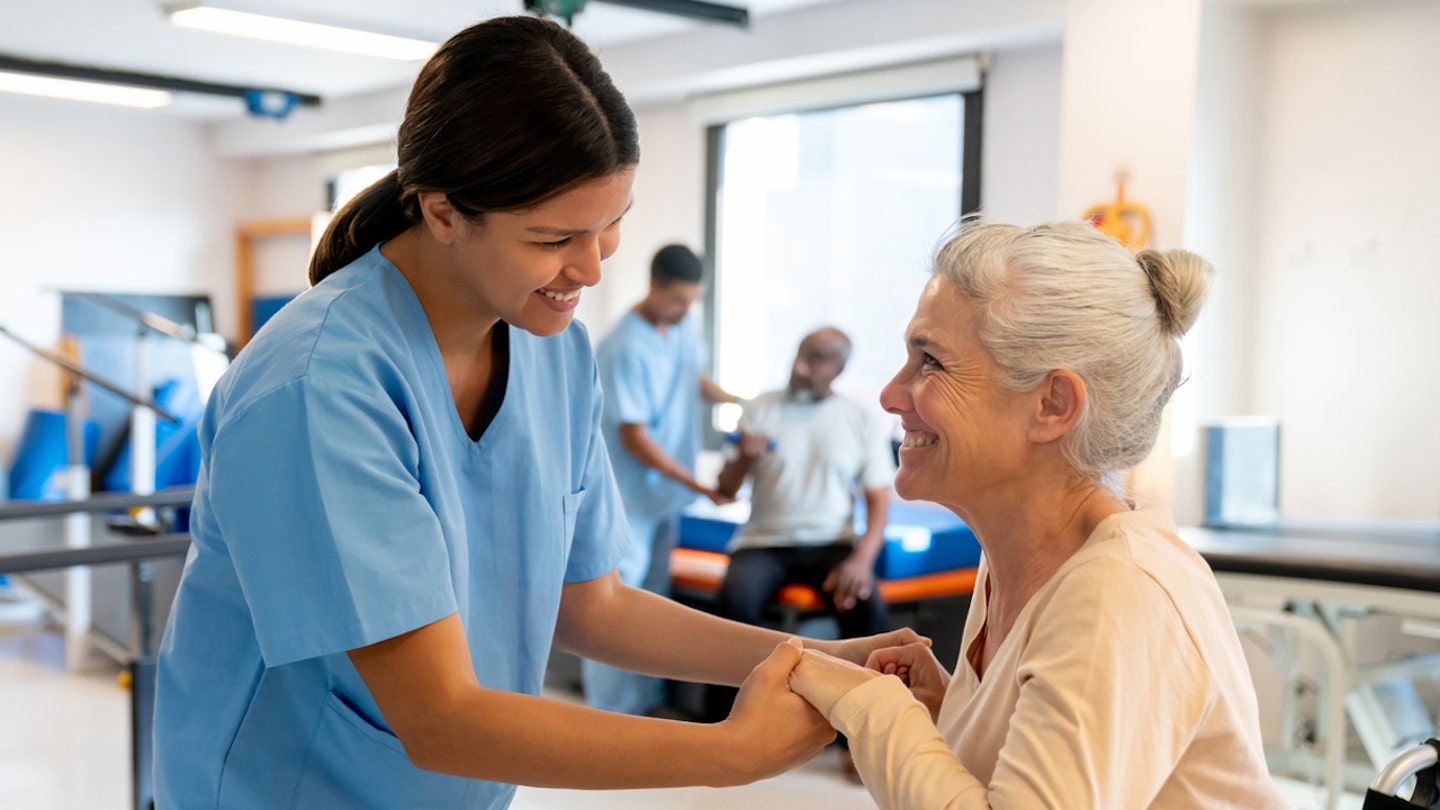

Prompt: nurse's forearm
[
  {"left": 350, "top": 613, "right": 816, "bottom": 788},
  {"left": 556, "top": 574, "right": 801, "bottom": 687},
  {"left": 431, "top": 688, "right": 817, "bottom": 787}
]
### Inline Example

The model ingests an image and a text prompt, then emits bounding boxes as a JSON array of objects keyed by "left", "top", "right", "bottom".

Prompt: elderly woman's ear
[{"left": 1027, "top": 369, "right": 1086, "bottom": 444}]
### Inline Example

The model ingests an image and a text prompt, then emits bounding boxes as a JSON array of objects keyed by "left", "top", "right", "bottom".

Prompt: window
[{"left": 705, "top": 91, "right": 980, "bottom": 439}]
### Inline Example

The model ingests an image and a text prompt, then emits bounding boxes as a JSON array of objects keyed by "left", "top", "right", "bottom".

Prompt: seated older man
[{"left": 704, "top": 327, "right": 895, "bottom": 732}]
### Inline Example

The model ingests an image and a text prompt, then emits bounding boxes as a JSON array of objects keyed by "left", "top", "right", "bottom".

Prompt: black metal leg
[
  {"left": 130, "top": 659, "right": 156, "bottom": 810},
  {"left": 130, "top": 560, "right": 156, "bottom": 810}
]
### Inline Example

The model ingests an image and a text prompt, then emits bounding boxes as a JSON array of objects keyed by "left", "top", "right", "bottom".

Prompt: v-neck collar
[{"left": 374, "top": 247, "right": 517, "bottom": 452}]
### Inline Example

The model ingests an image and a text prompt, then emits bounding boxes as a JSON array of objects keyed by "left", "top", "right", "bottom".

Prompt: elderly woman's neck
[{"left": 969, "top": 477, "right": 1128, "bottom": 627}]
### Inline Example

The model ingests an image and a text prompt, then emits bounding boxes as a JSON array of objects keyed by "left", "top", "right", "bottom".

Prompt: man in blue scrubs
[{"left": 583, "top": 244, "right": 741, "bottom": 715}]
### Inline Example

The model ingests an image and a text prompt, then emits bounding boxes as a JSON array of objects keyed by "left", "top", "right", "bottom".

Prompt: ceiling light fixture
[
  {"left": 524, "top": 0, "right": 749, "bottom": 28},
  {"left": 0, "top": 54, "right": 320, "bottom": 117},
  {"left": 166, "top": 3, "right": 439, "bottom": 61},
  {"left": 0, "top": 69, "right": 173, "bottom": 108}
]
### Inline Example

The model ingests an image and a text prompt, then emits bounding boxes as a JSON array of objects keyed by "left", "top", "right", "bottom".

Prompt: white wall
[
  {"left": 0, "top": 97, "right": 241, "bottom": 464},
  {"left": 570, "top": 41, "right": 1066, "bottom": 342},
  {"left": 981, "top": 44, "right": 1064, "bottom": 226},
  {"left": 1176, "top": 0, "right": 1268, "bottom": 525},
  {"left": 574, "top": 102, "right": 710, "bottom": 341},
  {"left": 1244, "top": 0, "right": 1440, "bottom": 520},
  {"left": 1057, "top": 0, "right": 1204, "bottom": 247}
]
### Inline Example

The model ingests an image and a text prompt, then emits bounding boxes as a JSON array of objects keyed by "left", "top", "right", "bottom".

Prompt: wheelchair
[{"left": 1366, "top": 739, "right": 1440, "bottom": 809}]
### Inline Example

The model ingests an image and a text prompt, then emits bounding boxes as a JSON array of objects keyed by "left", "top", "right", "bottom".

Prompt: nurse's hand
[
  {"left": 718, "top": 638, "right": 835, "bottom": 783},
  {"left": 866, "top": 642, "right": 951, "bottom": 722},
  {"left": 788, "top": 648, "right": 879, "bottom": 718}
]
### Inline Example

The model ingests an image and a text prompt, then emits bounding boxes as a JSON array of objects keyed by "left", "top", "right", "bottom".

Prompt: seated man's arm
[
  {"left": 824, "top": 486, "right": 888, "bottom": 611},
  {"left": 716, "top": 428, "right": 771, "bottom": 499}
]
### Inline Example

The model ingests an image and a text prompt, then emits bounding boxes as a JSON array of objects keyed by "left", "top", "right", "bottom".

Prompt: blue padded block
[
  {"left": 104, "top": 378, "right": 203, "bottom": 492},
  {"left": 8, "top": 409, "right": 100, "bottom": 501},
  {"left": 252, "top": 295, "right": 298, "bottom": 334},
  {"left": 677, "top": 499, "right": 981, "bottom": 578},
  {"left": 677, "top": 514, "right": 739, "bottom": 553},
  {"left": 861, "top": 500, "right": 980, "bottom": 578}
]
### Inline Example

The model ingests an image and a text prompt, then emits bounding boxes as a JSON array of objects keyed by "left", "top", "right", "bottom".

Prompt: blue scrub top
[
  {"left": 153, "top": 246, "right": 629, "bottom": 809},
  {"left": 595, "top": 310, "right": 703, "bottom": 520}
]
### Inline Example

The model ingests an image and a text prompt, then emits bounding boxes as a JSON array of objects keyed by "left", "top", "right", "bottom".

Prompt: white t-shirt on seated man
[{"left": 717, "top": 327, "right": 896, "bottom": 625}]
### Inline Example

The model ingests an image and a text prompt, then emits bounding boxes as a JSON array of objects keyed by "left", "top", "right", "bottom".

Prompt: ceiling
[{"left": 0, "top": 0, "right": 841, "bottom": 116}]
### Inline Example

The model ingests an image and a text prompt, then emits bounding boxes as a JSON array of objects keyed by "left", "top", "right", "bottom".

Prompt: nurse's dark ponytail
[{"left": 308, "top": 16, "right": 640, "bottom": 286}]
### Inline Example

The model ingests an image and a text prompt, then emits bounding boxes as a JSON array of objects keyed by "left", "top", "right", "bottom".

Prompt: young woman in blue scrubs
[{"left": 152, "top": 15, "right": 920, "bottom": 810}]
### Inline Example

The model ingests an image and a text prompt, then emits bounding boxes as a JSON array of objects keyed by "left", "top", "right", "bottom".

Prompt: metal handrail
[
  {"left": 0, "top": 323, "right": 179, "bottom": 422},
  {"left": 0, "top": 533, "right": 190, "bottom": 574},
  {"left": 0, "top": 488, "right": 195, "bottom": 521}
]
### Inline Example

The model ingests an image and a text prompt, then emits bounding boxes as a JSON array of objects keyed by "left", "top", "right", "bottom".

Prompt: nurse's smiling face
[
  {"left": 880, "top": 276, "right": 1034, "bottom": 513},
  {"left": 430, "top": 169, "right": 635, "bottom": 337}
]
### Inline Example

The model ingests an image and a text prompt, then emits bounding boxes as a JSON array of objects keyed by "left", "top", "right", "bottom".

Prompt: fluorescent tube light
[
  {"left": 168, "top": 6, "right": 438, "bottom": 61},
  {"left": 0, "top": 70, "right": 172, "bottom": 108}
]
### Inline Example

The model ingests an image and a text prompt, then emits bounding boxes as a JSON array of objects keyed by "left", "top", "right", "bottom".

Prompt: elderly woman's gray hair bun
[{"left": 1136, "top": 248, "right": 1211, "bottom": 338}]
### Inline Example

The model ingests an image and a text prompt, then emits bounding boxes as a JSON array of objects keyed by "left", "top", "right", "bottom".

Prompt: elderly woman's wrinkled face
[{"left": 881, "top": 276, "right": 1034, "bottom": 508}]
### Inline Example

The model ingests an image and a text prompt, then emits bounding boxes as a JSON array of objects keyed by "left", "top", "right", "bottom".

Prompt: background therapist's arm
[
  {"left": 347, "top": 604, "right": 828, "bottom": 789},
  {"left": 700, "top": 375, "right": 745, "bottom": 405},
  {"left": 618, "top": 422, "right": 729, "bottom": 505}
]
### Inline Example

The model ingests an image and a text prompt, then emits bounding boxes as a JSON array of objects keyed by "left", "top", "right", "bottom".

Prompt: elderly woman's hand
[
  {"left": 822, "top": 627, "right": 930, "bottom": 669},
  {"left": 788, "top": 648, "right": 881, "bottom": 717},
  {"left": 867, "top": 642, "right": 951, "bottom": 722}
]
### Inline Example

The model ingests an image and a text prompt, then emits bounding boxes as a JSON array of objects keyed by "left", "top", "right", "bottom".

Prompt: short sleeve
[
  {"left": 689, "top": 320, "right": 708, "bottom": 371},
  {"left": 599, "top": 337, "right": 653, "bottom": 427},
  {"left": 206, "top": 379, "right": 457, "bottom": 667},
  {"left": 562, "top": 361, "right": 633, "bottom": 582}
]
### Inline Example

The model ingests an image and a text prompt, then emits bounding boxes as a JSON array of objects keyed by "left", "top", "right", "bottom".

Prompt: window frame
[{"left": 699, "top": 87, "right": 985, "bottom": 449}]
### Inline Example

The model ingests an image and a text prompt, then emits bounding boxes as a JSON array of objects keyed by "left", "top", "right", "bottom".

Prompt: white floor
[{"left": 0, "top": 616, "right": 1370, "bottom": 810}]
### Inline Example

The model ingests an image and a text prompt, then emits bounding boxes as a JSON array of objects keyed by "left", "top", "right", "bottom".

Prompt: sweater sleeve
[{"left": 831, "top": 677, "right": 987, "bottom": 810}]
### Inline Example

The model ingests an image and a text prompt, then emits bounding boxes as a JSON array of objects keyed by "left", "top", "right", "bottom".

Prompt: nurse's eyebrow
[{"left": 526, "top": 200, "right": 634, "bottom": 236}]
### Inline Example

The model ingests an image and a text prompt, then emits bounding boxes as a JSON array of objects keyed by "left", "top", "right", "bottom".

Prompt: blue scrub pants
[{"left": 580, "top": 511, "right": 678, "bottom": 715}]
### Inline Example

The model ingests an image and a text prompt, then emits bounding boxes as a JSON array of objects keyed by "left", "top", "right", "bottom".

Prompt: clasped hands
[
  {"left": 789, "top": 631, "right": 950, "bottom": 719},
  {"left": 725, "top": 629, "right": 949, "bottom": 781}
]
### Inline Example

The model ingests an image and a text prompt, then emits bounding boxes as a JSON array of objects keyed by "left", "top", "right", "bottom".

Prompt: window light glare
[
  {"left": 169, "top": 7, "right": 438, "bottom": 61},
  {"left": 0, "top": 71, "right": 172, "bottom": 108}
]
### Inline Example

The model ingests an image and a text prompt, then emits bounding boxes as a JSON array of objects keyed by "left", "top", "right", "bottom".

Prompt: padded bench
[{"left": 671, "top": 546, "right": 979, "bottom": 633}]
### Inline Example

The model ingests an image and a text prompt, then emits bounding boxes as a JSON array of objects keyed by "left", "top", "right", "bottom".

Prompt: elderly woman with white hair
[{"left": 784, "top": 221, "right": 1289, "bottom": 808}]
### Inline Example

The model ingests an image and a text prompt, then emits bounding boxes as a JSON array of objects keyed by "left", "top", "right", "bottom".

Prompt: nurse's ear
[{"left": 416, "top": 192, "right": 466, "bottom": 247}]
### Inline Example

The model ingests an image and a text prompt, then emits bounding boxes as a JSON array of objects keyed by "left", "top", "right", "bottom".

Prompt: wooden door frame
[{"left": 235, "top": 217, "right": 312, "bottom": 346}]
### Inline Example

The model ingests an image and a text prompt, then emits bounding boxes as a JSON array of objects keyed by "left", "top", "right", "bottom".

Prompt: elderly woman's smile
[{"left": 899, "top": 430, "right": 937, "bottom": 448}]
